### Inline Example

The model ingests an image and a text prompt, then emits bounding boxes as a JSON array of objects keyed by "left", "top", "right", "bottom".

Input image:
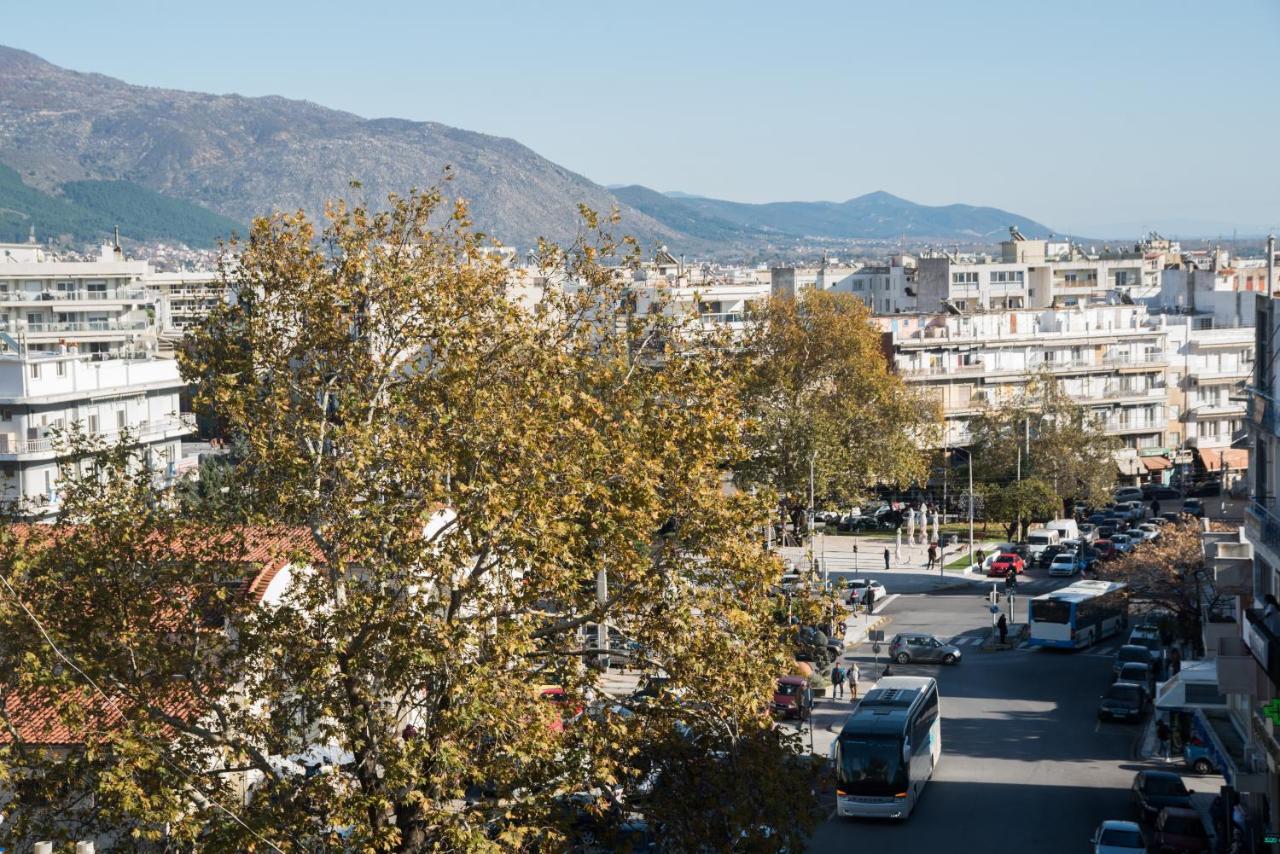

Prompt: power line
[{"left": 0, "top": 572, "right": 289, "bottom": 853}]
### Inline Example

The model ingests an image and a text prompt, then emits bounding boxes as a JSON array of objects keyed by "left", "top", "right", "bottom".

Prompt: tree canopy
[
  {"left": 967, "top": 371, "right": 1118, "bottom": 517},
  {"left": 734, "top": 289, "right": 939, "bottom": 512},
  {"left": 0, "top": 192, "right": 821, "bottom": 850}
]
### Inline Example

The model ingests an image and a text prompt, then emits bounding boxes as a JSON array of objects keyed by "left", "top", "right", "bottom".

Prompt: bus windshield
[
  {"left": 1031, "top": 599, "right": 1070, "bottom": 624},
  {"left": 836, "top": 735, "right": 908, "bottom": 796}
]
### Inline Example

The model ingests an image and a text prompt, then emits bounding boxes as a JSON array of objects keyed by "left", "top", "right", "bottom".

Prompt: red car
[
  {"left": 771, "top": 675, "right": 812, "bottom": 721},
  {"left": 987, "top": 552, "right": 1025, "bottom": 577},
  {"left": 1094, "top": 539, "right": 1116, "bottom": 561},
  {"left": 1148, "top": 807, "right": 1209, "bottom": 853}
]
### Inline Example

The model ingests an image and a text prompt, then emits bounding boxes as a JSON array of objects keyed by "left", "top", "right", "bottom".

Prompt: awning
[
  {"left": 1155, "top": 659, "right": 1226, "bottom": 712},
  {"left": 1199, "top": 448, "right": 1250, "bottom": 471},
  {"left": 1141, "top": 456, "right": 1172, "bottom": 471}
]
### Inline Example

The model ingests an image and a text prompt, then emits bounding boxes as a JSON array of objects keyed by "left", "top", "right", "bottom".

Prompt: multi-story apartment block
[
  {"left": 826, "top": 254, "right": 917, "bottom": 314},
  {"left": 0, "top": 241, "right": 156, "bottom": 358},
  {"left": 882, "top": 304, "right": 1174, "bottom": 450},
  {"left": 148, "top": 270, "right": 227, "bottom": 337},
  {"left": 0, "top": 346, "right": 193, "bottom": 512}
]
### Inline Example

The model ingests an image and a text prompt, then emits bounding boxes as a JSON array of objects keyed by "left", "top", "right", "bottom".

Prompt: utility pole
[{"left": 808, "top": 452, "right": 817, "bottom": 575}]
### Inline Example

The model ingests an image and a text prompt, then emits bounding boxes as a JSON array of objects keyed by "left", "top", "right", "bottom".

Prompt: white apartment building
[
  {"left": 148, "top": 270, "right": 227, "bottom": 337},
  {"left": 0, "top": 346, "right": 192, "bottom": 512},
  {"left": 882, "top": 304, "right": 1175, "bottom": 451},
  {"left": 825, "top": 254, "right": 917, "bottom": 314}
]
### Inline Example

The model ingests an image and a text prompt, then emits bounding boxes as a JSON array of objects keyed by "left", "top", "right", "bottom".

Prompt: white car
[
  {"left": 1090, "top": 819, "right": 1145, "bottom": 854},
  {"left": 1135, "top": 523, "right": 1160, "bottom": 542},
  {"left": 846, "top": 578, "right": 887, "bottom": 603},
  {"left": 1048, "top": 553, "right": 1081, "bottom": 577}
]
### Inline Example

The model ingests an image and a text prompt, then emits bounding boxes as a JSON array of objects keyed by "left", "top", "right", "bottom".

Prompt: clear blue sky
[{"left": 7, "top": 0, "right": 1279, "bottom": 235}]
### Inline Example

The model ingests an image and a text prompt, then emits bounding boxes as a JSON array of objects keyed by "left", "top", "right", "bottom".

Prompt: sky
[{"left": 6, "top": 0, "right": 1280, "bottom": 236}]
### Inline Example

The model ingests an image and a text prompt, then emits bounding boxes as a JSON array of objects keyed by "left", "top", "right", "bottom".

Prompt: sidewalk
[
  {"left": 780, "top": 534, "right": 1003, "bottom": 576},
  {"left": 1136, "top": 716, "right": 1221, "bottom": 850}
]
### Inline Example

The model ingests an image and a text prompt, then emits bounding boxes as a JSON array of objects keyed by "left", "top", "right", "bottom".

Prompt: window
[
  {"left": 54, "top": 361, "right": 65, "bottom": 377},
  {"left": 990, "top": 271, "right": 1024, "bottom": 284},
  {"left": 951, "top": 272, "right": 978, "bottom": 285},
  {"left": 116, "top": 410, "right": 126, "bottom": 430},
  {"left": 87, "top": 413, "right": 98, "bottom": 434},
  {"left": 28, "top": 363, "right": 39, "bottom": 379},
  {"left": 1115, "top": 271, "right": 1131, "bottom": 286}
]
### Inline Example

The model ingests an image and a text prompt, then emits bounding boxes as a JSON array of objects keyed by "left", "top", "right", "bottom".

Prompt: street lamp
[{"left": 950, "top": 448, "right": 976, "bottom": 575}]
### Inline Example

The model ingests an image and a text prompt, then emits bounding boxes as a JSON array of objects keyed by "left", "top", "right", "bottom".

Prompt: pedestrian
[
  {"left": 1168, "top": 646, "right": 1182, "bottom": 676},
  {"left": 863, "top": 587, "right": 874, "bottom": 612},
  {"left": 976, "top": 548, "right": 986, "bottom": 569},
  {"left": 831, "top": 663, "right": 845, "bottom": 699},
  {"left": 880, "top": 663, "right": 894, "bottom": 679},
  {"left": 848, "top": 661, "right": 860, "bottom": 700},
  {"left": 884, "top": 547, "right": 890, "bottom": 571},
  {"left": 1156, "top": 718, "right": 1171, "bottom": 761},
  {"left": 1152, "top": 499, "right": 1161, "bottom": 516},
  {"left": 926, "top": 544, "right": 937, "bottom": 570},
  {"left": 997, "top": 613, "right": 1008, "bottom": 645}
]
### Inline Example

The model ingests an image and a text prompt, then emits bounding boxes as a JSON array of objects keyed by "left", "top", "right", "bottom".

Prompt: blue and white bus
[
  {"left": 1028, "top": 579, "right": 1128, "bottom": 649},
  {"left": 832, "top": 676, "right": 940, "bottom": 819}
]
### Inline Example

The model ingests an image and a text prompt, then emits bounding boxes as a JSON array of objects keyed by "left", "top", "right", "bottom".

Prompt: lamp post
[
  {"left": 951, "top": 447, "right": 975, "bottom": 574},
  {"left": 808, "top": 451, "right": 818, "bottom": 577}
]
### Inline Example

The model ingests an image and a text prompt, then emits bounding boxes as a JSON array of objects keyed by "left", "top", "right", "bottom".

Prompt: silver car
[{"left": 889, "top": 632, "right": 962, "bottom": 665}]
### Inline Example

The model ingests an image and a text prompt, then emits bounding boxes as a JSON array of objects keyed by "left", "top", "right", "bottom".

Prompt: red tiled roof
[{"left": 0, "top": 688, "right": 199, "bottom": 747}]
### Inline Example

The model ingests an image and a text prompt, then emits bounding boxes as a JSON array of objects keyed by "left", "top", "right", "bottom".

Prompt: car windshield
[
  {"left": 1106, "top": 685, "right": 1142, "bottom": 702},
  {"left": 836, "top": 735, "right": 908, "bottom": 796},
  {"left": 1132, "top": 636, "right": 1159, "bottom": 650},
  {"left": 1121, "top": 665, "right": 1149, "bottom": 679},
  {"left": 1162, "top": 816, "right": 1206, "bottom": 837},
  {"left": 1032, "top": 599, "right": 1070, "bottom": 623},
  {"left": 1052, "top": 556, "right": 1073, "bottom": 564},
  {"left": 1119, "top": 647, "right": 1148, "bottom": 664},
  {"left": 776, "top": 682, "right": 800, "bottom": 696},
  {"left": 1100, "top": 827, "right": 1144, "bottom": 847},
  {"left": 1144, "top": 775, "right": 1189, "bottom": 796}
]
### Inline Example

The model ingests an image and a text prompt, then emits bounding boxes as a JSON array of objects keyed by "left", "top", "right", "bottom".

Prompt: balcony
[
  {"left": 1095, "top": 384, "right": 1167, "bottom": 404},
  {"left": 0, "top": 288, "right": 148, "bottom": 303},
  {"left": 1246, "top": 499, "right": 1280, "bottom": 559},
  {"left": 1247, "top": 392, "right": 1280, "bottom": 437},
  {"left": 1217, "top": 636, "right": 1263, "bottom": 695},
  {"left": 1100, "top": 418, "right": 1163, "bottom": 435},
  {"left": 1245, "top": 607, "right": 1280, "bottom": 688},
  {"left": 1102, "top": 353, "right": 1168, "bottom": 369},
  {"left": 20, "top": 319, "right": 150, "bottom": 336},
  {"left": 0, "top": 414, "right": 195, "bottom": 456}
]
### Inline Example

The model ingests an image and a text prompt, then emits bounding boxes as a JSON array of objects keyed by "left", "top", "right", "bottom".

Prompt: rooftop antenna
[{"left": 113, "top": 225, "right": 122, "bottom": 260}]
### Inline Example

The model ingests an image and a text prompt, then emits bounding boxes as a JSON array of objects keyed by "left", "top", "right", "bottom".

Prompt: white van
[
  {"left": 1047, "top": 518, "right": 1079, "bottom": 542},
  {"left": 1025, "top": 527, "right": 1060, "bottom": 559}
]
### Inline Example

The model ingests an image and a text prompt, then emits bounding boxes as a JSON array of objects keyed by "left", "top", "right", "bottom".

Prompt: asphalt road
[{"left": 805, "top": 580, "right": 1163, "bottom": 853}]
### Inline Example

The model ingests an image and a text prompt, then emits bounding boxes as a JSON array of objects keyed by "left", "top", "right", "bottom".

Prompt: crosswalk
[{"left": 948, "top": 635, "right": 987, "bottom": 647}]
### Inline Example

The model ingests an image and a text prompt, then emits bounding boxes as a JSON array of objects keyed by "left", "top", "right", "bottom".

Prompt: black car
[
  {"left": 1131, "top": 770, "right": 1192, "bottom": 825},
  {"left": 1115, "top": 661, "right": 1155, "bottom": 698},
  {"left": 1037, "top": 544, "right": 1069, "bottom": 568},
  {"left": 1098, "top": 682, "right": 1147, "bottom": 722},
  {"left": 1187, "top": 481, "right": 1221, "bottom": 498},
  {"left": 1143, "top": 484, "right": 1182, "bottom": 500}
]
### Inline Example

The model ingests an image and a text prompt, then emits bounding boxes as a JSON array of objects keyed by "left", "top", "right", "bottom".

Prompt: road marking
[{"left": 872, "top": 594, "right": 899, "bottom": 613}]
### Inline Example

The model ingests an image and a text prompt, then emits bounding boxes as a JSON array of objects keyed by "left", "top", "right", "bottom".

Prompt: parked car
[
  {"left": 1147, "top": 807, "right": 1210, "bottom": 853},
  {"left": 1079, "top": 522, "right": 1098, "bottom": 541},
  {"left": 1048, "top": 552, "right": 1083, "bottom": 577},
  {"left": 1182, "top": 498, "right": 1205, "bottom": 518},
  {"left": 982, "top": 543, "right": 1019, "bottom": 571},
  {"left": 1161, "top": 511, "right": 1186, "bottom": 524},
  {"left": 846, "top": 578, "right": 888, "bottom": 604},
  {"left": 1110, "top": 533, "right": 1136, "bottom": 554},
  {"left": 1143, "top": 484, "right": 1182, "bottom": 501},
  {"left": 1187, "top": 481, "right": 1222, "bottom": 498},
  {"left": 1117, "top": 501, "right": 1149, "bottom": 522},
  {"left": 889, "top": 632, "right": 962, "bottom": 665},
  {"left": 1094, "top": 539, "right": 1116, "bottom": 561},
  {"left": 772, "top": 675, "right": 812, "bottom": 721},
  {"left": 1183, "top": 738, "right": 1221, "bottom": 775},
  {"left": 1098, "top": 682, "right": 1147, "bottom": 722},
  {"left": 987, "top": 552, "right": 1025, "bottom": 577},
  {"left": 1097, "top": 525, "right": 1118, "bottom": 541},
  {"left": 1090, "top": 819, "right": 1146, "bottom": 854},
  {"left": 1114, "top": 487, "right": 1145, "bottom": 503},
  {"left": 1037, "top": 543, "right": 1069, "bottom": 568},
  {"left": 1114, "top": 645, "right": 1152, "bottom": 678},
  {"left": 1134, "top": 523, "right": 1160, "bottom": 542},
  {"left": 1115, "top": 661, "right": 1155, "bottom": 699},
  {"left": 1127, "top": 630, "right": 1164, "bottom": 669},
  {"left": 1088, "top": 512, "right": 1110, "bottom": 527},
  {"left": 1130, "top": 770, "right": 1192, "bottom": 825}
]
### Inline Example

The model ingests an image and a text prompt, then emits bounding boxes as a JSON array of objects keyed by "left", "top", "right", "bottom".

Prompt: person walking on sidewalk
[
  {"left": 997, "top": 613, "right": 1008, "bottom": 646},
  {"left": 883, "top": 547, "right": 890, "bottom": 571},
  {"left": 848, "top": 661, "right": 860, "bottom": 700},
  {"left": 926, "top": 544, "right": 936, "bottom": 570},
  {"left": 1156, "top": 719, "right": 1171, "bottom": 761},
  {"left": 831, "top": 663, "right": 846, "bottom": 699}
]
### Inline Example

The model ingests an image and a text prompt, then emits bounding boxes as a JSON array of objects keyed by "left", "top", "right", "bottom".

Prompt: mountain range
[{"left": 0, "top": 44, "right": 1054, "bottom": 253}]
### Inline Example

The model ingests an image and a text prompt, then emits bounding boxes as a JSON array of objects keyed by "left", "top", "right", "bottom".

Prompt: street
[{"left": 802, "top": 572, "right": 1210, "bottom": 853}]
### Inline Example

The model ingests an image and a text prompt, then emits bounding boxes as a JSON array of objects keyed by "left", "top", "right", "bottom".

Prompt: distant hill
[
  {"left": 0, "top": 43, "right": 1057, "bottom": 253},
  {"left": 0, "top": 163, "right": 240, "bottom": 247},
  {"left": 613, "top": 186, "right": 1054, "bottom": 242},
  {"left": 0, "top": 45, "right": 683, "bottom": 251}
]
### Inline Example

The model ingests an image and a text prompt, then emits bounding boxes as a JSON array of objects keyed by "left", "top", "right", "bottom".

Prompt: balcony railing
[
  {"left": 0, "top": 414, "right": 195, "bottom": 456},
  {"left": 1244, "top": 607, "right": 1280, "bottom": 687},
  {"left": 0, "top": 288, "right": 148, "bottom": 303},
  {"left": 1247, "top": 499, "right": 1280, "bottom": 558},
  {"left": 21, "top": 319, "right": 150, "bottom": 334}
]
